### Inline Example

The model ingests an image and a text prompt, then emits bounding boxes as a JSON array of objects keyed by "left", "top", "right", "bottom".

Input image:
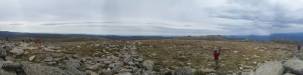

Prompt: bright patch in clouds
[{"left": 0, "top": 0, "right": 303, "bottom": 35}]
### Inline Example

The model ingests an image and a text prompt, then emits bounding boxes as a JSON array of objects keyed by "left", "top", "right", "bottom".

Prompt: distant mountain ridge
[
  {"left": 227, "top": 33, "right": 303, "bottom": 42},
  {"left": 271, "top": 33, "right": 303, "bottom": 41},
  {"left": 0, "top": 31, "right": 173, "bottom": 40},
  {"left": 1, "top": 31, "right": 303, "bottom": 41}
]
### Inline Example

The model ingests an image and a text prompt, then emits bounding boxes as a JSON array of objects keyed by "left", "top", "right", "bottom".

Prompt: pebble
[
  {"left": 86, "top": 70, "right": 98, "bottom": 75},
  {"left": 87, "top": 63, "right": 103, "bottom": 71},
  {"left": 29, "top": 55, "right": 36, "bottom": 61}
]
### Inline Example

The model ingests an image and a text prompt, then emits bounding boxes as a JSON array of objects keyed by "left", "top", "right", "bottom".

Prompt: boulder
[
  {"left": 284, "top": 72, "right": 296, "bottom": 75},
  {"left": 0, "top": 61, "right": 17, "bottom": 75},
  {"left": 255, "top": 61, "right": 284, "bottom": 75},
  {"left": 10, "top": 48, "right": 24, "bottom": 55},
  {"left": 0, "top": 47, "right": 7, "bottom": 58},
  {"left": 143, "top": 60, "right": 154, "bottom": 71},
  {"left": 283, "top": 58, "right": 303, "bottom": 75}
]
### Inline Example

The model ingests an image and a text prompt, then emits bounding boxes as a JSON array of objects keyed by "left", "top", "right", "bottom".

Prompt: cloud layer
[{"left": 0, "top": 0, "right": 303, "bottom": 35}]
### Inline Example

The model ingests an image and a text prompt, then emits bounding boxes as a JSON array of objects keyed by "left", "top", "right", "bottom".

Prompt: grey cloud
[{"left": 1, "top": 0, "right": 303, "bottom": 35}]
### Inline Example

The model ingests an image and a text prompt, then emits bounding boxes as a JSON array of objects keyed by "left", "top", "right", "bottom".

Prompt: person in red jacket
[{"left": 213, "top": 47, "right": 221, "bottom": 69}]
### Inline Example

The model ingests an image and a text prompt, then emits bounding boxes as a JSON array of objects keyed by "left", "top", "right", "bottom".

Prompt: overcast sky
[{"left": 0, "top": 0, "right": 303, "bottom": 36}]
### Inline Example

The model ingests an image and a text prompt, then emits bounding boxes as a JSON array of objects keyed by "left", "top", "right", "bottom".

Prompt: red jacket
[{"left": 213, "top": 50, "right": 220, "bottom": 60}]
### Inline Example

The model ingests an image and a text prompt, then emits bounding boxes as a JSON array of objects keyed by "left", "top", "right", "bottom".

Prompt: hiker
[
  {"left": 5, "top": 37, "right": 9, "bottom": 42},
  {"left": 295, "top": 44, "right": 301, "bottom": 57},
  {"left": 213, "top": 47, "right": 221, "bottom": 69}
]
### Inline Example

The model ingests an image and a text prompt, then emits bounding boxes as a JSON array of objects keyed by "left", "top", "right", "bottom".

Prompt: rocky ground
[{"left": 0, "top": 39, "right": 297, "bottom": 75}]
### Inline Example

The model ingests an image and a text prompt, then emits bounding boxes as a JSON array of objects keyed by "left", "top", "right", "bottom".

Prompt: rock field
[{"left": 0, "top": 40, "right": 299, "bottom": 75}]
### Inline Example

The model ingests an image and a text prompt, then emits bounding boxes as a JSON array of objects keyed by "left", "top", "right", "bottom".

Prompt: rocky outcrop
[
  {"left": 283, "top": 58, "right": 303, "bottom": 75},
  {"left": 0, "top": 40, "right": 297, "bottom": 75},
  {"left": 22, "top": 64, "right": 71, "bottom": 75},
  {"left": 255, "top": 61, "right": 284, "bottom": 75},
  {"left": 0, "top": 61, "right": 17, "bottom": 75}
]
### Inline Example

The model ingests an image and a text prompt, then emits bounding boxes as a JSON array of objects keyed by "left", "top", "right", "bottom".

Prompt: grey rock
[
  {"left": 103, "top": 60, "right": 112, "bottom": 64},
  {"left": 47, "top": 62, "right": 57, "bottom": 65},
  {"left": 135, "top": 58, "right": 144, "bottom": 62},
  {"left": 240, "top": 71, "right": 255, "bottom": 75},
  {"left": 173, "top": 67, "right": 193, "bottom": 75},
  {"left": 142, "top": 70, "right": 154, "bottom": 75},
  {"left": 65, "top": 65, "right": 86, "bottom": 75},
  {"left": 100, "top": 69, "right": 113, "bottom": 75},
  {"left": 86, "top": 70, "right": 98, "bottom": 75},
  {"left": 23, "top": 64, "right": 70, "bottom": 75},
  {"left": 64, "top": 59, "right": 85, "bottom": 75},
  {"left": 284, "top": 72, "right": 296, "bottom": 75},
  {"left": 87, "top": 63, "right": 102, "bottom": 71},
  {"left": 109, "top": 62, "right": 123, "bottom": 73},
  {"left": 0, "top": 61, "right": 17, "bottom": 75},
  {"left": 255, "top": 61, "right": 284, "bottom": 75},
  {"left": 21, "top": 62, "right": 86, "bottom": 75},
  {"left": 283, "top": 58, "right": 303, "bottom": 75},
  {"left": 199, "top": 68, "right": 216, "bottom": 73},
  {"left": 65, "top": 59, "right": 81, "bottom": 69},
  {"left": 117, "top": 72, "right": 132, "bottom": 75},
  {"left": 0, "top": 47, "right": 7, "bottom": 58},
  {"left": 10, "top": 48, "right": 24, "bottom": 55},
  {"left": 5, "top": 56, "right": 15, "bottom": 61},
  {"left": 44, "top": 57, "right": 54, "bottom": 62},
  {"left": 143, "top": 60, "right": 154, "bottom": 71},
  {"left": 29, "top": 55, "right": 36, "bottom": 61},
  {"left": 123, "top": 55, "right": 132, "bottom": 63}
]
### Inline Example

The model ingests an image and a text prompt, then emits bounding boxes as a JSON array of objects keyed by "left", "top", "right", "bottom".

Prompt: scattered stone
[
  {"left": 109, "top": 62, "right": 123, "bottom": 73},
  {"left": 100, "top": 69, "right": 113, "bottom": 75},
  {"left": 44, "top": 57, "right": 54, "bottom": 62},
  {"left": 47, "top": 62, "right": 57, "bottom": 65},
  {"left": 87, "top": 63, "right": 102, "bottom": 71},
  {"left": 86, "top": 70, "right": 98, "bottom": 75},
  {"left": 10, "top": 48, "right": 24, "bottom": 55},
  {"left": 66, "top": 59, "right": 81, "bottom": 69},
  {"left": 143, "top": 60, "right": 154, "bottom": 71},
  {"left": 29, "top": 55, "right": 36, "bottom": 61},
  {"left": 103, "top": 60, "right": 112, "bottom": 64},
  {"left": 23, "top": 63, "right": 72, "bottom": 75},
  {"left": 240, "top": 70, "right": 255, "bottom": 75},
  {"left": 117, "top": 72, "right": 132, "bottom": 75}
]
